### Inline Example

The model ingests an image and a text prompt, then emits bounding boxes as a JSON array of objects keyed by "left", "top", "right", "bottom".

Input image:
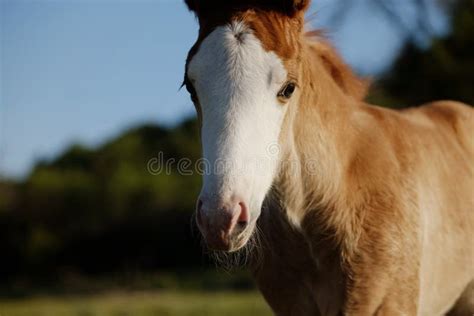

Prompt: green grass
[{"left": 0, "top": 291, "right": 273, "bottom": 316}]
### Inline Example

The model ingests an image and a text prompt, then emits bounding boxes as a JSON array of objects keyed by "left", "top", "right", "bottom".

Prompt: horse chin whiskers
[{"left": 202, "top": 225, "right": 265, "bottom": 272}]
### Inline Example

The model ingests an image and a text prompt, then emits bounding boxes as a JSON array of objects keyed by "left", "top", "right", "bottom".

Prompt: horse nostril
[
  {"left": 237, "top": 202, "right": 249, "bottom": 228},
  {"left": 237, "top": 220, "right": 248, "bottom": 229}
]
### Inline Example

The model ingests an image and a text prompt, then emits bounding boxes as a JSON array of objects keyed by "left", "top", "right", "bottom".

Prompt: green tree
[{"left": 373, "top": 0, "right": 474, "bottom": 107}]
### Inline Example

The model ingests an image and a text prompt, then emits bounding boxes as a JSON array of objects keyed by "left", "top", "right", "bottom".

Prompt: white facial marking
[{"left": 188, "top": 21, "right": 288, "bottom": 221}]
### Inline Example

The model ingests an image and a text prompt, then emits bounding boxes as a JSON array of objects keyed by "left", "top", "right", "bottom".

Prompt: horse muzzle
[{"left": 196, "top": 195, "right": 250, "bottom": 251}]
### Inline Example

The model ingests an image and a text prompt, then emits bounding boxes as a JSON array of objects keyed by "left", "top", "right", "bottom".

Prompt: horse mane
[{"left": 305, "top": 31, "right": 370, "bottom": 101}]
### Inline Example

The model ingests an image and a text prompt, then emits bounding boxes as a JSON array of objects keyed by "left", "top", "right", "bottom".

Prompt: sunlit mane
[{"left": 306, "top": 36, "right": 370, "bottom": 100}]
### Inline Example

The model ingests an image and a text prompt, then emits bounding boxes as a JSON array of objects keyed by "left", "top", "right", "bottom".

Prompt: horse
[{"left": 182, "top": 1, "right": 474, "bottom": 315}]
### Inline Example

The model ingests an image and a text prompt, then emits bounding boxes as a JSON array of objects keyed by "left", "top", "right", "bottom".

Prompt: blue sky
[{"left": 0, "top": 0, "right": 449, "bottom": 179}]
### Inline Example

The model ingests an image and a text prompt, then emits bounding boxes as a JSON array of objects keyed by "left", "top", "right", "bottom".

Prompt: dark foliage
[
  {"left": 0, "top": 119, "right": 208, "bottom": 288},
  {"left": 373, "top": 0, "right": 474, "bottom": 107}
]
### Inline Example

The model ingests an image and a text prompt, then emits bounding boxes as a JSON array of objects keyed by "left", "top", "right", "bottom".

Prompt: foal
[{"left": 182, "top": 1, "right": 474, "bottom": 315}]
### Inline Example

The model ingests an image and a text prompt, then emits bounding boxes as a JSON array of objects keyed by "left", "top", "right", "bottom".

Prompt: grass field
[{"left": 0, "top": 291, "right": 273, "bottom": 316}]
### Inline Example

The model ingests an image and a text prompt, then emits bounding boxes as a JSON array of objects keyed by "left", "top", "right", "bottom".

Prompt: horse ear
[
  {"left": 278, "top": 0, "right": 310, "bottom": 16},
  {"left": 184, "top": 0, "right": 197, "bottom": 12},
  {"left": 184, "top": 0, "right": 310, "bottom": 15},
  {"left": 291, "top": 0, "right": 311, "bottom": 12}
]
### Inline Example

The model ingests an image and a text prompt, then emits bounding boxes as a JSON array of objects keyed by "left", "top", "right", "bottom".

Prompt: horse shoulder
[{"left": 397, "top": 101, "right": 474, "bottom": 314}]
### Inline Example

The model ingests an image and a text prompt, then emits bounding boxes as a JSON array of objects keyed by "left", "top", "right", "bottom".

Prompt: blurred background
[{"left": 0, "top": 0, "right": 472, "bottom": 315}]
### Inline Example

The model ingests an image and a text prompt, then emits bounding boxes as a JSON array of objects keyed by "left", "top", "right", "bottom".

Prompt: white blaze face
[{"left": 187, "top": 22, "right": 289, "bottom": 226}]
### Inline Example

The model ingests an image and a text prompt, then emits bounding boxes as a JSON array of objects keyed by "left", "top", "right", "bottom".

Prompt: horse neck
[{"left": 277, "top": 41, "right": 359, "bottom": 227}]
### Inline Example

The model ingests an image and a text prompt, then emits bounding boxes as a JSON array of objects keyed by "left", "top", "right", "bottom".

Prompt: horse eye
[{"left": 278, "top": 82, "right": 296, "bottom": 100}]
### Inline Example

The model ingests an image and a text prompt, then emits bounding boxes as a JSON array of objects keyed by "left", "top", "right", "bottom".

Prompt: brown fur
[{"left": 184, "top": 1, "right": 474, "bottom": 315}]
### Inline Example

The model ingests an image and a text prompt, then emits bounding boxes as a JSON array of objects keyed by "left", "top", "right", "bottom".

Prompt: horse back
[{"left": 410, "top": 100, "right": 473, "bottom": 155}]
